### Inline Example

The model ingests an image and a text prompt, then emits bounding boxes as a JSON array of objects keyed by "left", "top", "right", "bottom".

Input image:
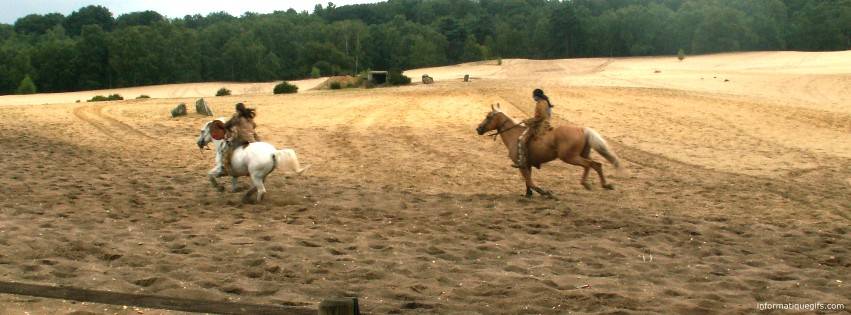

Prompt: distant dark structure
[{"left": 367, "top": 71, "right": 388, "bottom": 85}]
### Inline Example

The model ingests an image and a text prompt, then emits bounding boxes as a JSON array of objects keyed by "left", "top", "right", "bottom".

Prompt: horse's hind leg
[
  {"left": 249, "top": 172, "right": 268, "bottom": 202},
  {"left": 242, "top": 186, "right": 258, "bottom": 203},
  {"left": 590, "top": 161, "right": 613, "bottom": 190},
  {"left": 230, "top": 177, "right": 239, "bottom": 192},
  {"left": 563, "top": 156, "right": 611, "bottom": 190},
  {"left": 580, "top": 167, "right": 592, "bottom": 190}
]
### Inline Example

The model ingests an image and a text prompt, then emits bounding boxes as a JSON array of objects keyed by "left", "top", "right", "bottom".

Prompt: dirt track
[{"left": 0, "top": 51, "right": 849, "bottom": 314}]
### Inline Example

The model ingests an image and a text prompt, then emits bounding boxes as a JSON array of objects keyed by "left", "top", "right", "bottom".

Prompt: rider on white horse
[
  {"left": 196, "top": 105, "right": 309, "bottom": 203},
  {"left": 223, "top": 103, "right": 260, "bottom": 175}
]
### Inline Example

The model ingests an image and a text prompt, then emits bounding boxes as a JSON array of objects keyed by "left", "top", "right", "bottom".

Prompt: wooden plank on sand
[{"left": 0, "top": 280, "right": 314, "bottom": 315}]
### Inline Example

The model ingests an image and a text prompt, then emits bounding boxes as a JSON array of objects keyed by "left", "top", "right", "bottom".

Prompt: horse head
[
  {"left": 197, "top": 119, "right": 227, "bottom": 149},
  {"left": 476, "top": 103, "right": 504, "bottom": 135}
]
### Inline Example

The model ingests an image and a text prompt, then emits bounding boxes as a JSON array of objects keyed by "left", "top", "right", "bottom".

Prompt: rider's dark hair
[
  {"left": 235, "top": 102, "right": 256, "bottom": 119},
  {"left": 533, "top": 88, "right": 552, "bottom": 107}
]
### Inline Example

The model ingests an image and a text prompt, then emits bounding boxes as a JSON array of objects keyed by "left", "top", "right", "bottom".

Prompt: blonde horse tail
[
  {"left": 275, "top": 149, "right": 311, "bottom": 175},
  {"left": 585, "top": 128, "right": 625, "bottom": 176}
]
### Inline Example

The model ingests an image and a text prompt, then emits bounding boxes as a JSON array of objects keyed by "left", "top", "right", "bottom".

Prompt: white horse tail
[
  {"left": 585, "top": 127, "right": 625, "bottom": 176},
  {"left": 274, "top": 149, "right": 310, "bottom": 175}
]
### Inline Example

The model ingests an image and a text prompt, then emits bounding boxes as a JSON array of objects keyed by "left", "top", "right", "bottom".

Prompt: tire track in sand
[{"left": 73, "top": 103, "right": 155, "bottom": 140}]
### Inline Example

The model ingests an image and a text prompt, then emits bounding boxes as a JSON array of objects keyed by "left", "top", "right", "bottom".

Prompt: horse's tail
[
  {"left": 275, "top": 149, "right": 310, "bottom": 175},
  {"left": 585, "top": 127, "right": 625, "bottom": 176}
]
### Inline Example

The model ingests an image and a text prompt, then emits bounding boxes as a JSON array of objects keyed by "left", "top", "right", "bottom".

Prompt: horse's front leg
[
  {"left": 520, "top": 168, "right": 533, "bottom": 198},
  {"left": 521, "top": 167, "right": 555, "bottom": 199},
  {"left": 208, "top": 167, "right": 225, "bottom": 192}
]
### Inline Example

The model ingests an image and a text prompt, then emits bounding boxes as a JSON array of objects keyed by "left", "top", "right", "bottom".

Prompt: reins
[{"left": 486, "top": 120, "right": 524, "bottom": 141}]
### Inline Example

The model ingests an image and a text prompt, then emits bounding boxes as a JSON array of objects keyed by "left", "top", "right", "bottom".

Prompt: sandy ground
[{"left": 0, "top": 51, "right": 849, "bottom": 314}]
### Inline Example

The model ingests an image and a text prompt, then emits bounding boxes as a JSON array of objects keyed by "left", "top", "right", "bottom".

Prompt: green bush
[
  {"left": 310, "top": 67, "right": 321, "bottom": 78},
  {"left": 136, "top": 94, "right": 151, "bottom": 99},
  {"left": 16, "top": 75, "right": 37, "bottom": 94},
  {"left": 273, "top": 81, "right": 298, "bottom": 94},
  {"left": 677, "top": 48, "right": 686, "bottom": 61},
  {"left": 88, "top": 94, "right": 124, "bottom": 102},
  {"left": 216, "top": 87, "right": 231, "bottom": 96},
  {"left": 329, "top": 82, "right": 342, "bottom": 89},
  {"left": 388, "top": 69, "right": 411, "bottom": 86}
]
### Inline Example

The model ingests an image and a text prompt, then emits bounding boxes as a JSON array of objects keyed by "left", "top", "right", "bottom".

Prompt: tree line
[{"left": 1, "top": 0, "right": 848, "bottom": 95}]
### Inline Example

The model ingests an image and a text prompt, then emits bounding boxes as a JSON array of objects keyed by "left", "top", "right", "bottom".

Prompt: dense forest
[{"left": 1, "top": 0, "right": 849, "bottom": 95}]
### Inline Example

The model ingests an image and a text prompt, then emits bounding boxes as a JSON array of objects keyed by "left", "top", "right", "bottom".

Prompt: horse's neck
[
  {"left": 498, "top": 117, "right": 524, "bottom": 150},
  {"left": 213, "top": 139, "right": 238, "bottom": 155}
]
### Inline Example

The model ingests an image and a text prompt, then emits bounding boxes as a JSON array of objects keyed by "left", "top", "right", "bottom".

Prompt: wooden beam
[{"left": 0, "top": 281, "right": 314, "bottom": 315}]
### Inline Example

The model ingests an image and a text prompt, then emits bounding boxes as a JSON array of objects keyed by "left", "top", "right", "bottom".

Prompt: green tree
[
  {"left": 222, "top": 33, "right": 266, "bottom": 81},
  {"left": 691, "top": 6, "right": 756, "bottom": 53},
  {"left": 0, "top": 43, "right": 34, "bottom": 95},
  {"left": 549, "top": 2, "right": 582, "bottom": 57},
  {"left": 460, "top": 35, "right": 484, "bottom": 62},
  {"left": 787, "top": 0, "right": 851, "bottom": 50},
  {"left": 75, "top": 24, "right": 111, "bottom": 89},
  {"left": 409, "top": 35, "right": 447, "bottom": 68},
  {"left": 16, "top": 74, "right": 37, "bottom": 94},
  {"left": 64, "top": 5, "right": 114, "bottom": 36},
  {"left": 32, "top": 35, "right": 78, "bottom": 91},
  {"left": 258, "top": 52, "right": 282, "bottom": 81},
  {"left": 437, "top": 17, "right": 466, "bottom": 62},
  {"left": 14, "top": 13, "right": 65, "bottom": 35},
  {"left": 115, "top": 11, "right": 165, "bottom": 28}
]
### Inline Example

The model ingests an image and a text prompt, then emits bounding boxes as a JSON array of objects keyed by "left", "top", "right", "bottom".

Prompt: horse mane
[{"left": 497, "top": 111, "right": 521, "bottom": 128}]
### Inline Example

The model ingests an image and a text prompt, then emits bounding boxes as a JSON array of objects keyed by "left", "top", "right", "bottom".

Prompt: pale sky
[{"left": 1, "top": 0, "right": 386, "bottom": 24}]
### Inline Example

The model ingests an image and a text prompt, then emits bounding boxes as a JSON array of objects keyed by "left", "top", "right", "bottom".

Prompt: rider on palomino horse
[
  {"left": 514, "top": 88, "right": 554, "bottom": 168},
  {"left": 223, "top": 103, "right": 260, "bottom": 175}
]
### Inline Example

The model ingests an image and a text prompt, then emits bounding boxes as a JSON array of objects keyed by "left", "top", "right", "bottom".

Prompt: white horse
[{"left": 196, "top": 118, "right": 310, "bottom": 202}]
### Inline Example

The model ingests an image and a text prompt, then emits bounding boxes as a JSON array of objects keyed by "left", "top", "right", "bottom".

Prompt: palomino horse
[
  {"left": 196, "top": 118, "right": 309, "bottom": 202},
  {"left": 476, "top": 104, "right": 622, "bottom": 198}
]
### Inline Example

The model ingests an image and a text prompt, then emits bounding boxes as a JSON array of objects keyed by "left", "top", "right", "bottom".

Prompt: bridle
[{"left": 484, "top": 114, "right": 523, "bottom": 140}]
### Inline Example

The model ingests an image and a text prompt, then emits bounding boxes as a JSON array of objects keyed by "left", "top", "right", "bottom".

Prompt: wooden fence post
[{"left": 318, "top": 297, "right": 359, "bottom": 315}]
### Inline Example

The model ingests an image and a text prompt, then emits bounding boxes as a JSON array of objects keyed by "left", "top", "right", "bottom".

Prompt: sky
[{"left": 1, "top": 0, "right": 386, "bottom": 24}]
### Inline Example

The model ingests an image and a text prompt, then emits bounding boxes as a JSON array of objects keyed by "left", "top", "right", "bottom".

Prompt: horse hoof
[
  {"left": 603, "top": 184, "right": 615, "bottom": 190},
  {"left": 582, "top": 182, "right": 592, "bottom": 190}
]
